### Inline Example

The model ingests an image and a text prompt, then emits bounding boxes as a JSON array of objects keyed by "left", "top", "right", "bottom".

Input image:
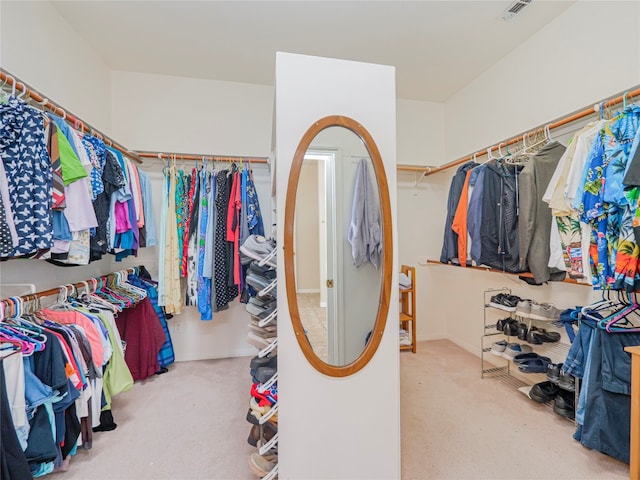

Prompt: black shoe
[
  {"left": 496, "top": 317, "right": 512, "bottom": 332},
  {"left": 529, "top": 381, "right": 559, "bottom": 403},
  {"left": 503, "top": 320, "right": 519, "bottom": 337},
  {"left": 554, "top": 390, "right": 575, "bottom": 419},
  {"left": 558, "top": 370, "right": 575, "bottom": 392},
  {"left": 250, "top": 354, "right": 277, "bottom": 374},
  {"left": 527, "top": 329, "right": 561, "bottom": 344},
  {"left": 489, "top": 294, "right": 521, "bottom": 312},
  {"left": 546, "top": 363, "right": 562, "bottom": 384},
  {"left": 517, "top": 323, "right": 528, "bottom": 341}
]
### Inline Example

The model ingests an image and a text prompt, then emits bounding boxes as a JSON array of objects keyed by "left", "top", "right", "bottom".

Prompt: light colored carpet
[
  {"left": 400, "top": 340, "right": 629, "bottom": 480},
  {"left": 59, "top": 340, "right": 629, "bottom": 479}
]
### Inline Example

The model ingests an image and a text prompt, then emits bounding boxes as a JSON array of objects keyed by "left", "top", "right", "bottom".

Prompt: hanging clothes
[
  {"left": 347, "top": 158, "right": 382, "bottom": 269},
  {"left": 440, "top": 161, "right": 477, "bottom": 264},
  {"left": 517, "top": 141, "right": 566, "bottom": 283},
  {"left": 214, "top": 169, "right": 232, "bottom": 311},
  {"left": 478, "top": 161, "right": 523, "bottom": 273},
  {"left": 185, "top": 168, "right": 201, "bottom": 306},
  {"left": 0, "top": 96, "right": 53, "bottom": 258},
  {"left": 197, "top": 170, "right": 213, "bottom": 320}
]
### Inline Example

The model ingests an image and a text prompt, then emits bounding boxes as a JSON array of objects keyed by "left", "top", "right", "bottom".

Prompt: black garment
[
  {"left": 61, "top": 403, "right": 81, "bottom": 459},
  {"left": 93, "top": 409, "right": 117, "bottom": 432},
  {"left": 0, "top": 359, "right": 33, "bottom": 480},
  {"left": 440, "top": 161, "right": 478, "bottom": 264},
  {"left": 91, "top": 150, "right": 126, "bottom": 261},
  {"left": 478, "top": 161, "right": 523, "bottom": 273},
  {"left": 214, "top": 169, "right": 231, "bottom": 311}
]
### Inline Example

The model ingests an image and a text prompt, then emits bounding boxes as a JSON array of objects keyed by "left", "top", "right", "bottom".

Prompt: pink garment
[
  {"left": 63, "top": 178, "right": 98, "bottom": 232},
  {"left": 40, "top": 308, "right": 105, "bottom": 371},
  {"left": 226, "top": 171, "right": 242, "bottom": 285},
  {"left": 114, "top": 200, "right": 132, "bottom": 234}
]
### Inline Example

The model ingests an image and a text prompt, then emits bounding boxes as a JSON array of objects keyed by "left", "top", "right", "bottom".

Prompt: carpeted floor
[{"left": 60, "top": 340, "right": 629, "bottom": 479}]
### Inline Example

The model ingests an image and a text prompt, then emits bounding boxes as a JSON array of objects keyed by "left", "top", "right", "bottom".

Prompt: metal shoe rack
[
  {"left": 246, "top": 248, "right": 279, "bottom": 480},
  {"left": 481, "top": 288, "right": 577, "bottom": 419}
]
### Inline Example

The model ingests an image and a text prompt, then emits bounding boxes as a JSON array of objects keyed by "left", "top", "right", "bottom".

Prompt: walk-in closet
[{"left": 1, "top": 1, "right": 639, "bottom": 479}]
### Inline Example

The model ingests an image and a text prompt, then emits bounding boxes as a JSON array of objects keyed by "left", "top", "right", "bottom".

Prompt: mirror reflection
[{"left": 294, "top": 126, "right": 383, "bottom": 366}]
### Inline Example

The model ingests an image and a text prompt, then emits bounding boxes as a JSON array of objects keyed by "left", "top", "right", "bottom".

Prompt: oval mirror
[{"left": 284, "top": 115, "right": 392, "bottom": 377}]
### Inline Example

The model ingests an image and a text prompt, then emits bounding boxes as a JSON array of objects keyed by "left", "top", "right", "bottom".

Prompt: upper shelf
[{"left": 425, "top": 259, "right": 585, "bottom": 286}]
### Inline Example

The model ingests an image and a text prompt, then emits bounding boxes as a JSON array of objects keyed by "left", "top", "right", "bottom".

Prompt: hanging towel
[{"left": 347, "top": 158, "right": 381, "bottom": 269}]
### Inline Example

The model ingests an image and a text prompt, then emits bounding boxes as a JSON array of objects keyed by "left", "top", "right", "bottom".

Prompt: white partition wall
[{"left": 275, "top": 52, "right": 400, "bottom": 479}]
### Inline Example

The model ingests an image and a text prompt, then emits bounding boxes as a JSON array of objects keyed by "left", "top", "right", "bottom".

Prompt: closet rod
[
  {"left": 409, "top": 85, "right": 640, "bottom": 177},
  {"left": 0, "top": 69, "right": 143, "bottom": 164},
  {"left": 0, "top": 267, "right": 137, "bottom": 312},
  {"left": 136, "top": 151, "right": 269, "bottom": 164}
]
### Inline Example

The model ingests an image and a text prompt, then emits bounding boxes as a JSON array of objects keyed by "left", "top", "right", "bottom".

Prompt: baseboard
[{"left": 297, "top": 288, "right": 320, "bottom": 294}]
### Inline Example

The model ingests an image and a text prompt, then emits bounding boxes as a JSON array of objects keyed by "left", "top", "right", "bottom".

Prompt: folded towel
[{"left": 399, "top": 272, "right": 412, "bottom": 289}]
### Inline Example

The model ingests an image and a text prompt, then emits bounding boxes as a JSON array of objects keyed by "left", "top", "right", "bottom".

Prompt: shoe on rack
[
  {"left": 240, "top": 235, "right": 277, "bottom": 268},
  {"left": 529, "top": 380, "right": 560, "bottom": 404},
  {"left": 249, "top": 260, "right": 277, "bottom": 279},
  {"left": 490, "top": 340, "right": 508, "bottom": 356},
  {"left": 250, "top": 354, "right": 277, "bottom": 373},
  {"left": 489, "top": 293, "right": 521, "bottom": 312},
  {"left": 496, "top": 317, "right": 513, "bottom": 332},
  {"left": 247, "top": 422, "right": 278, "bottom": 447},
  {"left": 247, "top": 299, "right": 278, "bottom": 319},
  {"left": 513, "top": 353, "right": 550, "bottom": 365},
  {"left": 517, "top": 323, "right": 529, "bottom": 341},
  {"left": 253, "top": 366, "right": 277, "bottom": 385},
  {"left": 527, "top": 329, "right": 561, "bottom": 344},
  {"left": 529, "top": 303, "right": 563, "bottom": 322},
  {"left": 249, "top": 452, "right": 278, "bottom": 478},
  {"left": 516, "top": 299, "right": 532, "bottom": 318},
  {"left": 518, "top": 356, "right": 551, "bottom": 373},
  {"left": 503, "top": 320, "right": 519, "bottom": 337},
  {"left": 502, "top": 342, "right": 532, "bottom": 361},
  {"left": 553, "top": 390, "right": 575, "bottom": 419},
  {"left": 546, "top": 363, "right": 562, "bottom": 384},
  {"left": 558, "top": 369, "right": 575, "bottom": 392}
]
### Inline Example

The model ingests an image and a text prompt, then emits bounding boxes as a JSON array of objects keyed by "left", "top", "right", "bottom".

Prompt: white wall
[
  {"left": 275, "top": 52, "right": 400, "bottom": 480},
  {"left": 0, "top": 0, "right": 112, "bottom": 134},
  {"left": 396, "top": 99, "right": 447, "bottom": 340},
  {"left": 445, "top": 0, "right": 640, "bottom": 161},
  {"left": 110, "top": 71, "right": 275, "bottom": 361},
  {"left": 0, "top": 0, "right": 118, "bottom": 295},
  {"left": 431, "top": 0, "right": 640, "bottom": 356},
  {"left": 110, "top": 71, "right": 273, "bottom": 155}
]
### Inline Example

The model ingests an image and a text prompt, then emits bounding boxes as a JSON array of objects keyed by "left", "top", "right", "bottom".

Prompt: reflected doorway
[{"left": 294, "top": 150, "right": 339, "bottom": 364}]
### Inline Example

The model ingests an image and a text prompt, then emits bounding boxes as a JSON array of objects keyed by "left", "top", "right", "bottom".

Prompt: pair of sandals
[{"left": 514, "top": 353, "right": 551, "bottom": 373}]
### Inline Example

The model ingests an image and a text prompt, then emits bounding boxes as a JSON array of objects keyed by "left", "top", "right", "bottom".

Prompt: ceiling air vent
[{"left": 498, "top": 0, "right": 533, "bottom": 21}]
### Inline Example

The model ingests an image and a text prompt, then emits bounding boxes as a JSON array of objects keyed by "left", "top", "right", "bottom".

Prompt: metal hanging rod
[
  {"left": 0, "top": 267, "right": 138, "bottom": 317},
  {"left": 136, "top": 151, "right": 269, "bottom": 164},
  {"left": 0, "top": 68, "right": 143, "bottom": 164},
  {"left": 397, "top": 85, "right": 640, "bottom": 178}
]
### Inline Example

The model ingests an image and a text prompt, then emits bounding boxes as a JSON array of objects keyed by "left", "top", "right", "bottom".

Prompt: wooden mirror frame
[{"left": 284, "top": 115, "right": 393, "bottom": 377}]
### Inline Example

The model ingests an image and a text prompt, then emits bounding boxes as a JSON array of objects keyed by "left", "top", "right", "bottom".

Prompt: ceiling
[{"left": 51, "top": 0, "right": 575, "bottom": 102}]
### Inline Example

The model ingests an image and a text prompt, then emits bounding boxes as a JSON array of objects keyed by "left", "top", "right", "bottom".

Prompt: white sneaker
[
  {"left": 240, "top": 235, "right": 277, "bottom": 268},
  {"left": 529, "top": 303, "right": 562, "bottom": 321},
  {"left": 516, "top": 299, "right": 532, "bottom": 318}
]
